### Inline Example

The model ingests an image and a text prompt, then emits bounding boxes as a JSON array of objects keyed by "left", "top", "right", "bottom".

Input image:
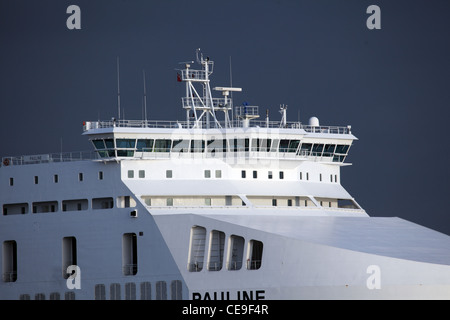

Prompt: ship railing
[
  {"left": 83, "top": 119, "right": 351, "bottom": 133},
  {"left": 188, "top": 261, "right": 204, "bottom": 272},
  {"left": 227, "top": 261, "right": 243, "bottom": 271},
  {"left": 1, "top": 151, "right": 99, "bottom": 167},
  {"left": 207, "top": 262, "right": 223, "bottom": 271},
  {"left": 181, "top": 97, "right": 231, "bottom": 110}
]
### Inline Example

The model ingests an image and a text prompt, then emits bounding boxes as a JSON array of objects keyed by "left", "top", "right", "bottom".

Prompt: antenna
[
  {"left": 142, "top": 69, "right": 148, "bottom": 124},
  {"left": 117, "top": 57, "right": 121, "bottom": 120}
]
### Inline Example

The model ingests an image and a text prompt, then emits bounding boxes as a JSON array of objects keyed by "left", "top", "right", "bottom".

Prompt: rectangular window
[
  {"left": 128, "top": 170, "right": 134, "bottom": 178},
  {"left": 241, "top": 170, "right": 246, "bottom": 178},
  {"left": 204, "top": 170, "right": 211, "bottom": 178},
  {"left": 95, "top": 284, "right": 106, "bottom": 300},
  {"left": 268, "top": 171, "right": 273, "bottom": 179},
  {"left": 110, "top": 283, "right": 121, "bottom": 300},
  {"left": 166, "top": 198, "right": 173, "bottom": 206},
  {"left": 156, "top": 281, "right": 167, "bottom": 300},
  {"left": 171, "top": 280, "right": 182, "bottom": 300},
  {"left": 2, "top": 240, "right": 17, "bottom": 282},
  {"left": 188, "top": 226, "right": 206, "bottom": 272},
  {"left": 299, "top": 172, "right": 302, "bottom": 180},
  {"left": 92, "top": 197, "right": 114, "bottom": 209},
  {"left": 228, "top": 235, "right": 244, "bottom": 270},
  {"left": 320, "top": 173, "right": 322, "bottom": 182},
  {"left": 122, "top": 233, "right": 137, "bottom": 276},
  {"left": 253, "top": 170, "right": 257, "bottom": 179},
  {"left": 62, "top": 199, "right": 88, "bottom": 212},
  {"left": 78, "top": 173, "right": 83, "bottom": 182},
  {"left": 287, "top": 199, "right": 293, "bottom": 207},
  {"left": 140, "top": 282, "right": 152, "bottom": 300},
  {"left": 215, "top": 170, "right": 222, "bottom": 178},
  {"left": 279, "top": 171, "right": 284, "bottom": 179},
  {"left": 138, "top": 170, "right": 145, "bottom": 178},
  {"left": 34, "top": 176, "right": 38, "bottom": 184},
  {"left": 62, "top": 237, "right": 77, "bottom": 279},
  {"left": 208, "top": 230, "right": 225, "bottom": 271},
  {"left": 247, "top": 240, "right": 263, "bottom": 270},
  {"left": 306, "top": 172, "right": 309, "bottom": 181},
  {"left": 98, "top": 171, "right": 103, "bottom": 180},
  {"left": 205, "top": 198, "right": 211, "bottom": 206},
  {"left": 166, "top": 170, "right": 172, "bottom": 178},
  {"left": 272, "top": 199, "right": 277, "bottom": 206},
  {"left": 9, "top": 178, "right": 13, "bottom": 186},
  {"left": 54, "top": 174, "right": 59, "bottom": 183}
]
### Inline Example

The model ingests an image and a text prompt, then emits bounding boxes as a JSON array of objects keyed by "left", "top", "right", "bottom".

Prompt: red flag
[{"left": 177, "top": 73, "right": 182, "bottom": 82}]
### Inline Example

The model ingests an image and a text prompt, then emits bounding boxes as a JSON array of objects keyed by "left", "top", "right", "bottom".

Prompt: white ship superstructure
[{"left": 1, "top": 50, "right": 450, "bottom": 300}]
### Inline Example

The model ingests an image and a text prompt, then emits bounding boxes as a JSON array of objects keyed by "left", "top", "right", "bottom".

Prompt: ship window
[
  {"left": 3, "top": 203, "right": 28, "bottom": 215},
  {"left": 140, "top": 282, "right": 152, "bottom": 300},
  {"left": 78, "top": 173, "right": 83, "bottom": 182},
  {"left": 154, "top": 139, "right": 171, "bottom": 152},
  {"left": 166, "top": 170, "right": 172, "bottom": 178},
  {"left": 9, "top": 177, "right": 13, "bottom": 186},
  {"left": 104, "top": 139, "right": 114, "bottom": 149},
  {"left": 54, "top": 174, "right": 59, "bottom": 183},
  {"left": 110, "top": 283, "right": 121, "bottom": 300},
  {"left": 279, "top": 171, "right": 284, "bottom": 179},
  {"left": 92, "top": 139, "right": 105, "bottom": 150},
  {"left": 2, "top": 240, "right": 17, "bottom": 282},
  {"left": 208, "top": 230, "right": 225, "bottom": 271},
  {"left": 62, "top": 199, "right": 88, "bottom": 212},
  {"left": 306, "top": 172, "right": 309, "bottom": 180},
  {"left": 190, "top": 139, "right": 205, "bottom": 153},
  {"left": 279, "top": 139, "right": 289, "bottom": 152},
  {"left": 188, "top": 226, "right": 206, "bottom": 272},
  {"left": 98, "top": 171, "right": 103, "bottom": 180},
  {"left": 136, "top": 139, "right": 154, "bottom": 152},
  {"left": 139, "top": 170, "right": 145, "bottom": 178},
  {"left": 117, "top": 196, "right": 135, "bottom": 208},
  {"left": 287, "top": 199, "right": 292, "bottom": 206},
  {"left": 205, "top": 198, "right": 211, "bottom": 206},
  {"left": 62, "top": 237, "right": 77, "bottom": 279},
  {"left": 268, "top": 171, "right": 272, "bottom": 179},
  {"left": 116, "top": 139, "right": 136, "bottom": 148},
  {"left": 272, "top": 199, "right": 277, "bottom": 206},
  {"left": 35, "top": 293, "right": 45, "bottom": 300},
  {"left": 228, "top": 235, "right": 244, "bottom": 270},
  {"left": 337, "top": 199, "right": 360, "bottom": 209},
  {"left": 32, "top": 201, "right": 58, "bottom": 213},
  {"left": 172, "top": 139, "right": 189, "bottom": 153},
  {"left": 320, "top": 173, "right": 322, "bottom": 181},
  {"left": 312, "top": 143, "right": 324, "bottom": 156},
  {"left": 125, "top": 282, "right": 136, "bottom": 300},
  {"left": 34, "top": 176, "right": 39, "bottom": 184},
  {"left": 215, "top": 170, "right": 222, "bottom": 178},
  {"left": 247, "top": 240, "right": 263, "bottom": 270},
  {"left": 270, "top": 139, "right": 279, "bottom": 152},
  {"left": 241, "top": 170, "right": 246, "bottom": 178},
  {"left": 298, "top": 143, "right": 312, "bottom": 156},
  {"left": 156, "top": 281, "right": 167, "bottom": 300},
  {"left": 335, "top": 144, "right": 350, "bottom": 154},
  {"left": 323, "top": 144, "right": 335, "bottom": 157},
  {"left": 300, "top": 172, "right": 302, "bottom": 180},
  {"left": 128, "top": 170, "right": 134, "bottom": 178},
  {"left": 122, "top": 233, "right": 138, "bottom": 276},
  {"left": 166, "top": 198, "right": 173, "bottom": 206},
  {"left": 253, "top": 170, "right": 257, "bottom": 179},
  {"left": 171, "top": 280, "right": 182, "bottom": 300},
  {"left": 204, "top": 170, "right": 211, "bottom": 178},
  {"left": 95, "top": 284, "right": 106, "bottom": 300},
  {"left": 335, "top": 174, "right": 338, "bottom": 183},
  {"left": 93, "top": 197, "right": 114, "bottom": 209}
]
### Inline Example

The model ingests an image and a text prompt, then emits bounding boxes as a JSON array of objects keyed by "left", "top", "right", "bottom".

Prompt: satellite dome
[{"left": 309, "top": 116, "right": 320, "bottom": 127}]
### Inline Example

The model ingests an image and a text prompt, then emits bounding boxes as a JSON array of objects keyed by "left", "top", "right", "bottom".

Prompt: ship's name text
[{"left": 192, "top": 289, "right": 265, "bottom": 300}]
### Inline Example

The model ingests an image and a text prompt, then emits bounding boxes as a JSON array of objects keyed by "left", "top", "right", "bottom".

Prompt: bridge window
[
  {"left": 208, "top": 230, "right": 225, "bottom": 271},
  {"left": 154, "top": 139, "right": 171, "bottom": 152},
  {"left": 136, "top": 139, "right": 153, "bottom": 152},
  {"left": 298, "top": 143, "right": 312, "bottom": 156},
  {"left": 172, "top": 139, "right": 189, "bottom": 153},
  {"left": 190, "top": 140, "right": 205, "bottom": 153}
]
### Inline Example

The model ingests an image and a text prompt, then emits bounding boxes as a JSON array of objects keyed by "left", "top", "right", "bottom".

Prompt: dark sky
[{"left": 1, "top": 0, "right": 450, "bottom": 235}]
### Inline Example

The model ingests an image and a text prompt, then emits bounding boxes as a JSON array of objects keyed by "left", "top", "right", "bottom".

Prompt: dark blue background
[{"left": 1, "top": 0, "right": 449, "bottom": 235}]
